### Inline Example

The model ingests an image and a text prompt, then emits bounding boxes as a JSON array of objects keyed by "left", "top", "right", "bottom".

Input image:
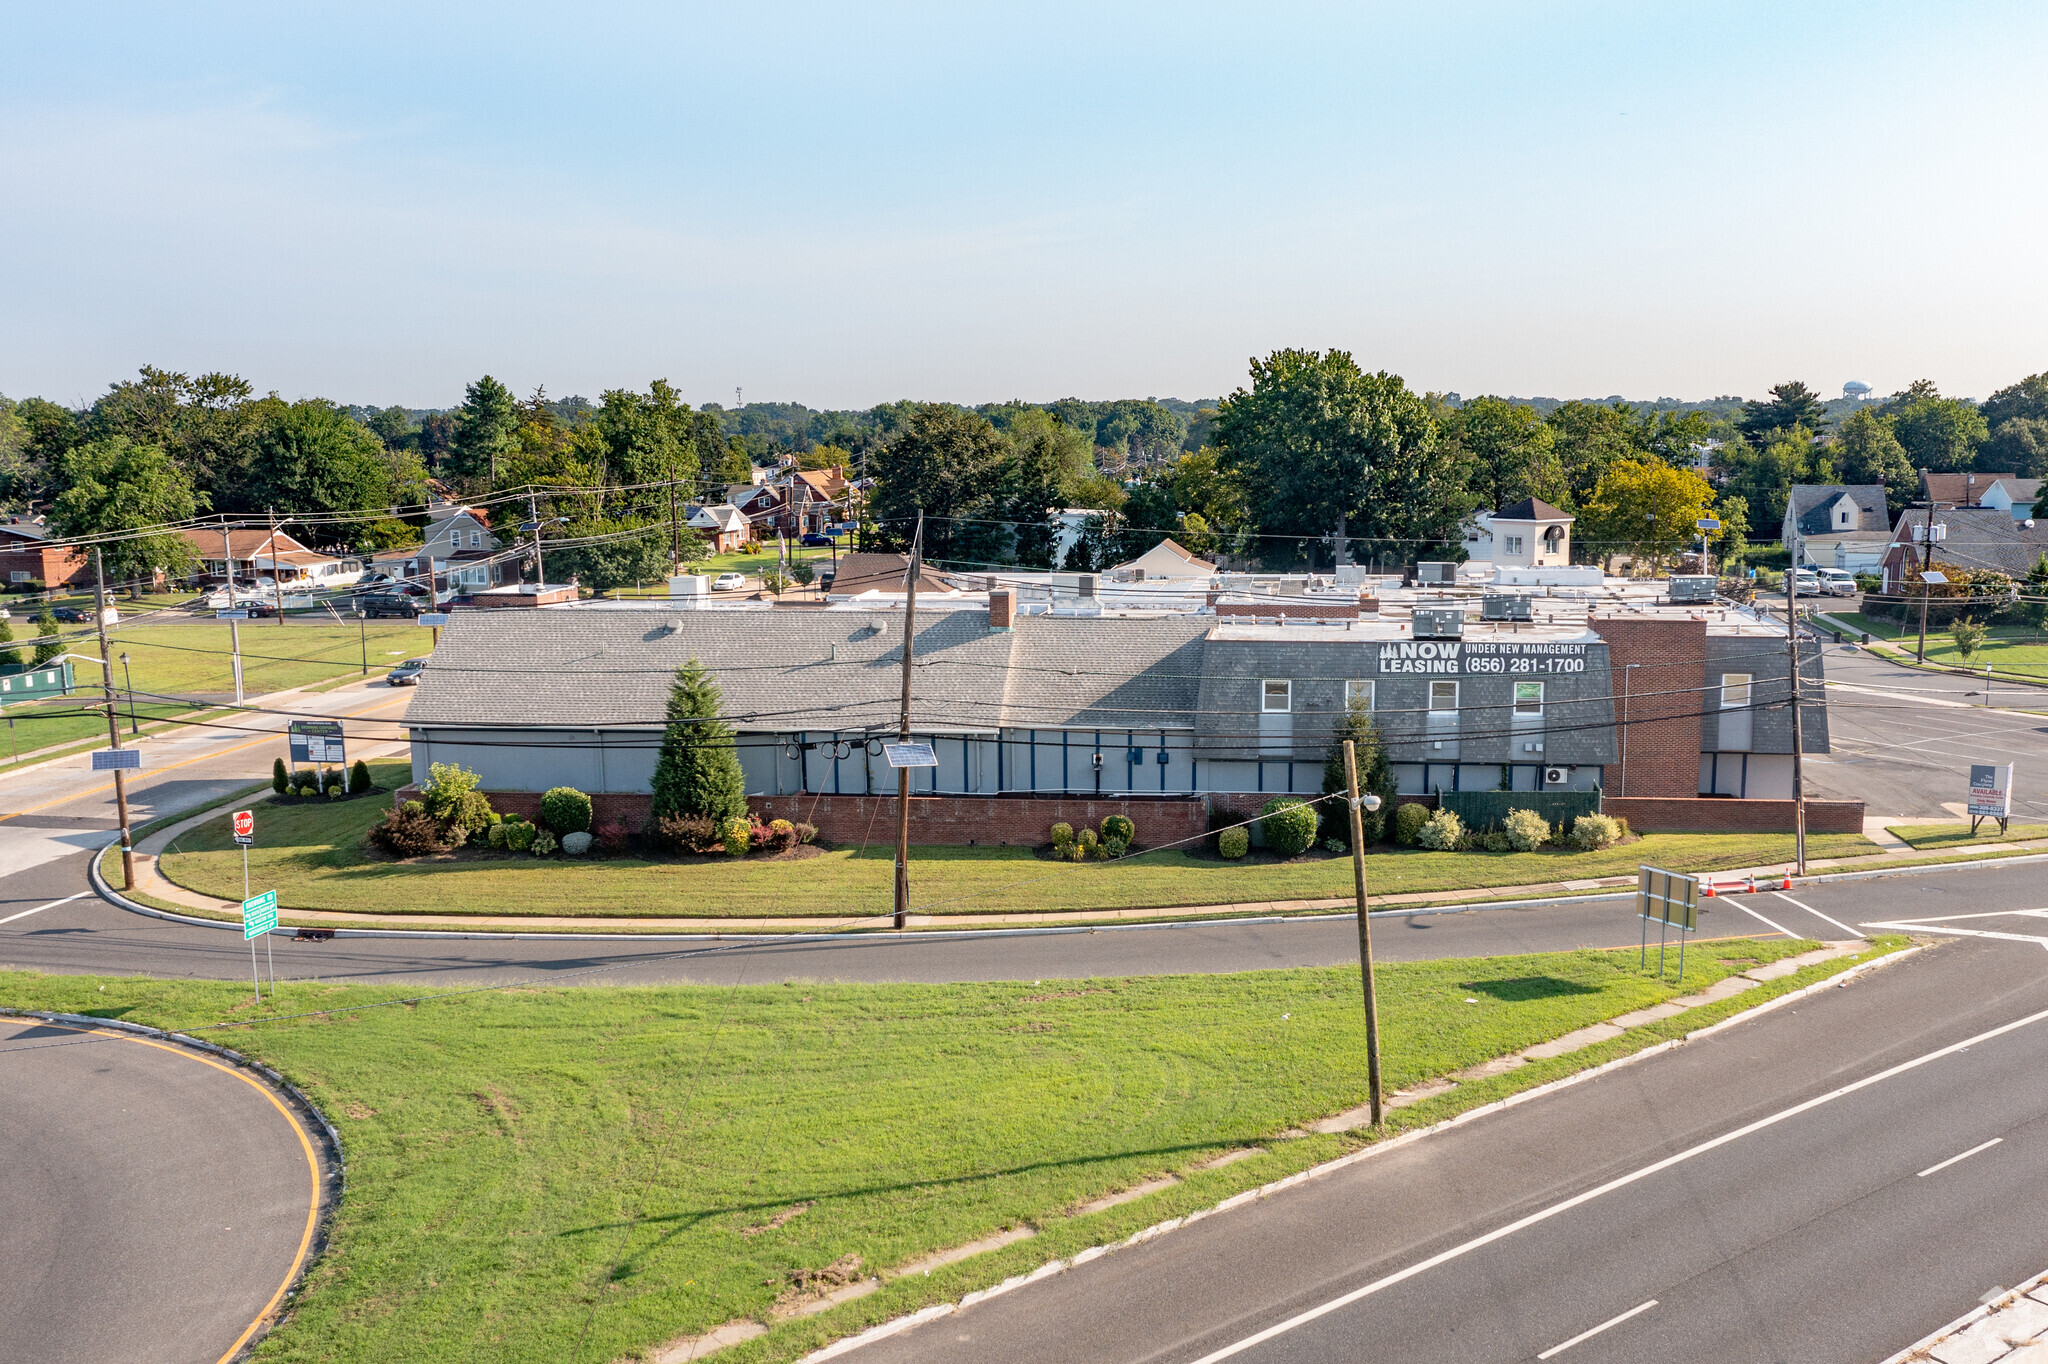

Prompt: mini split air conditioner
[{"left": 1543, "top": 766, "right": 1569, "bottom": 786}]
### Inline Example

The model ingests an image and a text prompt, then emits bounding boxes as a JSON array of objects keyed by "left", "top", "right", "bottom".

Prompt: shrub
[
  {"left": 595, "top": 820, "right": 632, "bottom": 854},
  {"left": 721, "top": 816, "right": 751, "bottom": 857},
  {"left": 1078, "top": 827, "right": 1099, "bottom": 850},
  {"left": 531, "top": 830, "right": 558, "bottom": 857},
  {"left": 540, "top": 786, "right": 593, "bottom": 835},
  {"left": 271, "top": 758, "right": 288, "bottom": 795},
  {"left": 323, "top": 770, "right": 344, "bottom": 794},
  {"left": 562, "top": 831, "right": 593, "bottom": 856},
  {"left": 1481, "top": 830, "right": 1511, "bottom": 852},
  {"left": 655, "top": 815, "right": 724, "bottom": 855},
  {"left": 369, "top": 807, "right": 441, "bottom": 857},
  {"left": 1570, "top": 813, "right": 1622, "bottom": 851},
  {"left": 1218, "top": 827, "right": 1250, "bottom": 859},
  {"left": 1503, "top": 808, "right": 1551, "bottom": 853},
  {"left": 504, "top": 820, "right": 538, "bottom": 853},
  {"left": 1612, "top": 816, "right": 1631, "bottom": 840},
  {"left": 1324, "top": 837, "right": 1349, "bottom": 855},
  {"left": 292, "top": 770, "right": 315, "bottom": 793},
  {"left": 1258, "top": 797, "right": 1319, "bottom": 858},
  {"left": 1417, "top": 809, "right": 1464, "bottom": 851},
  {"left": 327, "top": 785, "right": 344, "bottom": 800},
  {"left": 447, "top": 790, "right": 495, "bottom": 836},
  {"left": 1103, "top": 835, "right": 1129, "bottom": 858},
  {"left": 1101, "top": 814, "right": 1135, "bottom": 846},
  {"left": 1049, "top": 821, "right": 1074, "bottom": 848},
  {"left": 293, "top": 784, "right": 316, "bottom": 799},
  {"left": 1089, "top": 840, "right": 1110, "bottom": 861},
  {"left": 1394, "top": 802, "right": 1430, "bottom": 846},
  {"left": 758, "top": 818, "right": 798, "bottom": 853},
  {"left": 487, "top": 821, "right": 510, "bottom": 849},
  {"left": 401, "top": 799, "right": 426, "bottom": 817},
  {"left": 1063, "top": 841, "right": 1087, "bottom": 861},
  {"left": 794, "top": 821, "right": 818, "bottom": 845},
  {"left": 349, "top": 759, "right": 372, "bottom": 794}
]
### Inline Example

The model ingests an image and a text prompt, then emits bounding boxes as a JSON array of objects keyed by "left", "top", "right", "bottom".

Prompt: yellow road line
[
  {"left": 0, "top": 693, "right": 410, "bottom": 823},
  {"left": 2, "top": 1017, "right": 324, "bottom": 1363}
]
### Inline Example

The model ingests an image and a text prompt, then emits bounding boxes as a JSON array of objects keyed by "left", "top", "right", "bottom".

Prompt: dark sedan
[
  {"left": 799, "top": 532, "right": 838, "bottom": 547},
  {"left": 386, "top": 659, "right": 427, "bottom": 686},
  {"left": 49, "top": 605, "right": 92, "bottom": 622}
]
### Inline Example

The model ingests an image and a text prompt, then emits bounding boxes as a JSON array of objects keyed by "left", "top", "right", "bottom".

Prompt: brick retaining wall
[{"left": 1604, "top": 796, "right": 1864, "bottom": 834}]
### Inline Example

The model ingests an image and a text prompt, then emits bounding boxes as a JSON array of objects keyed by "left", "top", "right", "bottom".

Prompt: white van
[{"left": 1817, "top": 568, "right": 1858, "bottom": 597}]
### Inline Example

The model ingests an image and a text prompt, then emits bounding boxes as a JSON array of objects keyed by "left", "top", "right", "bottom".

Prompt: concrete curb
[
  {"left": 1881, "top": 1265, "right": 2048, "bottom": 1363},
  {"left": 794, "top": 944, "right": 1921, "bottom": 1363},
  {"left": 0, "top": 1006, "right": 346, "bottom": 1362}
]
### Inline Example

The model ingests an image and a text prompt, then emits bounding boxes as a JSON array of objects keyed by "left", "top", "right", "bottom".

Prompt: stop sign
[{"left": 232, "top": 809, "right": 254, "bottom": 839}]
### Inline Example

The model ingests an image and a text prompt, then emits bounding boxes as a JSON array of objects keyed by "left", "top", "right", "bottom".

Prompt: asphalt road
[
  {"left": 1809, "top": 639, "right": 2048, "bottom": 819},
  {"left": 0, "top": 1015, "right": 329, "bottom": 1364},
  {"left": 851, "top": 930, "right": 2048, "bottom": 1364}
]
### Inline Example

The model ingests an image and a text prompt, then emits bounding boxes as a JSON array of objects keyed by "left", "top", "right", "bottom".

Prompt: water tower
[{"left": 1843, "top": 380, "right": 1873, "bottom": 400}]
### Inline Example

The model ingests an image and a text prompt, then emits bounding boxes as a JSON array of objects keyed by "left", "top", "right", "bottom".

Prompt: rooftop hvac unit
[
  {"left": 1668, "top": 575, "right": 1717, "bottom": 603},
  {"left": 1543, "top": 766, "right": 1569, "bottom": 786},
  {"left": 1412, "top": 606, "right": 1466, "bottom": 639},
  {"left": 1416, "top": 561, "right": 1457, "bottom": 585},
  {"left": 1480, "top": 595, "right": 1533, "bottom": 621}
]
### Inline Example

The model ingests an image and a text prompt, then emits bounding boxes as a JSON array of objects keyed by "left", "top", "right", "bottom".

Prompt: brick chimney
[{"left": 989, "top": 587, "right": 1015, "bottom": 631}]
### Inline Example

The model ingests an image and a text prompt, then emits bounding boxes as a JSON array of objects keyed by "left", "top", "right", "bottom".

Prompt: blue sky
[{"left": 5, "top": 2, "right": 2045, "bottom": 410}]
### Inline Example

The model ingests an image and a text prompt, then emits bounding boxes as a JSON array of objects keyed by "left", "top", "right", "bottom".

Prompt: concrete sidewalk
[{"left": 1885, "top": 1268, "right": 2048, "bottom": 1363}]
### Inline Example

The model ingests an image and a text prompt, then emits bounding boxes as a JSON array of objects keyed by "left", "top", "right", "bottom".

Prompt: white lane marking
[
  {"left": 1181, "top": 1002, "right": 2048, "bottom": 1364},
  {"left": 1862, "top": 921, "right": 2048, "bottom": 952},
  {"left": 1537, "top": 1299, "right": 1659, "bottom": 1359},
  {"left": 1918, "top": 1138, "right": 2002, "bottom": 1178},
  {"left": 1827, "top": 682, "right": 1977, "bottom": 709},
  {"left": 1771, "top": 891, "right": 1864, "bottom": 940},
  {"left": 1728, "top": 899, "right": 1797, "bottom": 939},
  {"left": 0, "top": 890, "right": 91, "bottom": 927}
]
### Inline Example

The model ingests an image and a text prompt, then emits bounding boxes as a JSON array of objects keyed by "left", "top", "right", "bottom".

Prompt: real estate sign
[{"left": 1969, "top": 763, "right": 2014, "bottom": 819}]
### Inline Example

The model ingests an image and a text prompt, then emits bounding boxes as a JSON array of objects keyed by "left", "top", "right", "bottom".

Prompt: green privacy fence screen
[{"left": 1439, "top": 789, "right": 1601, "bottom": 830}]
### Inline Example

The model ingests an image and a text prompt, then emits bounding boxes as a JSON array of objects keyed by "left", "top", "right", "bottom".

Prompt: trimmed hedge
[{"left": 1258, "top": 797, "right": 1319, "bottom": 858}]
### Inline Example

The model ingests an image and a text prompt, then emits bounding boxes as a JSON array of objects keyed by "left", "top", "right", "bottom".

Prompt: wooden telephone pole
[{"left": 1343, "top": 740, "right": 1384, "bottom": 1125}]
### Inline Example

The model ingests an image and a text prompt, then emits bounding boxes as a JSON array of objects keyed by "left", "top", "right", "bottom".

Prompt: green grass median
[
  {"left": 153, "top": 760, "right": 1881, "bottom": 921},
  {"left": 1887, "top": 822, "right": 2048, "bottom": 850},
  {"left": 0, "top": 937, "right": 1889, "bottom": 1364}
]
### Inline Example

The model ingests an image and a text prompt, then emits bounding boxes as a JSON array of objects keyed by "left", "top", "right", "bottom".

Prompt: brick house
[{"left": 0, "top": 516, "right": 88, "bottom": 587}]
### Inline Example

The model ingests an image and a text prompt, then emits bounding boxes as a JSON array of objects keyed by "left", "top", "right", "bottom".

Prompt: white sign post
[{"left": 1969, "top": 762, "right": 2014, "bottom": 837}]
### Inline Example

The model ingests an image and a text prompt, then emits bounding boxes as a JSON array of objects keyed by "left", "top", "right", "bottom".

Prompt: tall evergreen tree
[
  {"left": 649, "top": 660, "right": 747, "bottom": 823},
  {"left": 448, "top": 375, "right": 519, "bottom": 483},
  {"left": 0, "top": 617, "right": 22, "bottom": 670},
  {"left": 1321, "top": 697, "right": 1397, "bottom": 842},
  {"left": 32, "top": 609, "right": 62, "bottom": 666}
]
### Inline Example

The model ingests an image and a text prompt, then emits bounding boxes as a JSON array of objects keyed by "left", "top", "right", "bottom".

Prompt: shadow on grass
[{"left": 1457, "top": 975, "right": 1602, "bottom": 1001}]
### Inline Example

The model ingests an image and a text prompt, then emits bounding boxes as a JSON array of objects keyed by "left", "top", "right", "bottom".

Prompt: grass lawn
[
  {"left": 157, "top": 760, "right": 1881, "bottom": 920},
  {"left": 1826, "top": 611, "right": 2048, "bottom": 678},
  {"left": 1887, "top": 821, "right": 2048, "bottom": 850},
  {"left": 0, "top": 939, "right": 1866, "bottom": 1363},
  {"left": 21, "top": 619, "right": 435, "bottom": 696},
  {"left": 0, "top": 695, "right": 205, "bottom": 769}
]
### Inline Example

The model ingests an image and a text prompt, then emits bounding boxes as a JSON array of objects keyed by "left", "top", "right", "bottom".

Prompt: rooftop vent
[
  {"left": 1412, "top": 606, "right": 1466, "bottom": 639},
  {"left": 1480, "top": 595, "right": 1533, "bottom": 622}
]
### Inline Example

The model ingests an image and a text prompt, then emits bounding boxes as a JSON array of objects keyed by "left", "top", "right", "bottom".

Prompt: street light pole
[
  {"left": 92, "top": 550, "right": 135, "bottom": 890},
  {"left": 1786, "top": 534, "right": 1807, "bottom": 876},
  {"left": 1343, "top": 740, "right": 1384, "bottom": 1126},
  {"left": 894, "top": 511, "right": 924, "bottom": 931},
  {"left": 120, "top": 652, "right": 137, "bottom": 734}
]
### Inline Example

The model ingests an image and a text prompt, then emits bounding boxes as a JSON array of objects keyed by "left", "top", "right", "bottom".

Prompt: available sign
[
  {"left": 242, "top": 889, "right": 278, "bottom": 940},
  {"left": 288, "top": 719, "right": 346, "bottom": 766},
  {"left": 1969, "top": 763, "right": 2014, "bottom": 819}
]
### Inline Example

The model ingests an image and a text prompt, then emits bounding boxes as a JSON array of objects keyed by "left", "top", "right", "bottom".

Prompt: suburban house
[
  {"left": 399, "top": 596, "right": 1842, "bottom": 841},
  {"left": 1485, "top": 498, "right": 1574, "bottom": 569},
  {"left": 1781, "top": 484, "right": 1891, "bottom": 571},
  {"left": 1459, "top": 511, "right": 1497, "bottom": 563},
  {"left": 0, "top": 515, "right": 88, "bottom": 587},
  {"left": 689, "top": 504, "right": 753, "bottom": 555},
  {"left": 1110, "top": 538, "right": 1216, "bottom": 581},
  {"left": 180, "top": 525, "right": 363, "bottom": 590},
  {"left": 823, "top": 551, "right": 958, "bottom": 598},
  {"left": 1918, "top": 470, "right": 2016, "bottom": 509},
  {"left": 1882, "top": 507, "right": 2048, "bottom": 590},
  {"left": 782, "top": 468, "right": 850, "bottom": 537},
  {"left": 1979, "top": 478, "right": 2042, "bottom": 520},
  {"left": 420, "top": 505, "right": 507, "bottom": 595}
]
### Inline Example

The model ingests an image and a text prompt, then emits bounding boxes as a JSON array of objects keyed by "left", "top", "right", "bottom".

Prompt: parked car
[
  {"left": 799, "top": 532, "right": 837, "bottom": 547},
  {"left": 49, "top": 605, "right": 91, "bottom": 622},
  {"left": 359, "top": 592, "right": 423, "bottom": 619},
  {"left": 1817, "top": 568, "right": 1858, "bottom": 597},
  {"left": 1789, "top": 569, "right": 1820, "bottom": 597},
  {"left": 712, "top": 572, "right": 747, "bottom": 591},
  {"left": 386, "top": 658, "right": 426, "bottom": 686}
]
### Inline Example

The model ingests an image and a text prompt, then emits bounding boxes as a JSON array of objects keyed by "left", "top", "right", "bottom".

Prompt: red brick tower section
[{"left": 1592, "top": 615, "right": 1706, "bottom": 798}]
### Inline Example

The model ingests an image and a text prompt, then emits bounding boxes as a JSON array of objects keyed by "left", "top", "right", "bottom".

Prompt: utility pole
[
  {"left": 528, "top": 492, "right": 546, "bottom": 585},
  {"left": 92, "top": 549, "right": 135, "bottom": 890},
  {"left": 1914, "top": 516, "right": 1946, "bottom": 663},
  {"left": 266, "top": 508, "right": 287, "bottom": 625},
  {"left": 1785, "top": 536, "right": 1807, "bottom": 876},
  {"left": 668, "top": 472, "right": 682, "bottom": 571},
  {"left": 220, "top": 519, "right": 245, "bottom": 703},
  {"left": 1342, "top": 740, "right": 1384, "bottom": 1125},
  {"left": 894, "top": 511, "right": 924, "bottom": 931}
]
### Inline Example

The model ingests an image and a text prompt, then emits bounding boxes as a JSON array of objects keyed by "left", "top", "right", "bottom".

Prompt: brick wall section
[
  {"left": 749, "top": 794, "right": 1210, "bottom": 848},
  {"left": 1605, "top": 796, "right": 1864, "bottom": 834},
  {"left": 1593, "top": 614, "right": 1707, "bottom": 798}
]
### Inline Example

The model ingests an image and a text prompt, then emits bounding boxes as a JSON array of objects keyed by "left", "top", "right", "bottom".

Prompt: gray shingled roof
[
  {"left": 1894, "top": 507, "right": 2048, "bottom": 578},
  {"left": 405, "top": 609, "right": 1210, "bottom": 734},
  {"left": 1787, "top": 484, "right": 1888, "bottom": 538}
]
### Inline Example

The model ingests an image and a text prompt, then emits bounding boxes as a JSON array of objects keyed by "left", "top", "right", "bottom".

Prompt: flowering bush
[
  {"left": 1417, "top": 809, "right": 1464, "bottom": 851},
  {"left": 1503, "top": 808, "right": 1550, "bottom": 852}
]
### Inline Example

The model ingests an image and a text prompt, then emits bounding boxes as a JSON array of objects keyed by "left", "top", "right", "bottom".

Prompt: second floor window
[
  {"left": 1504, "top": 535, "right": 1524, "bottom": 553},
  {"left": 1720, "top": 672, "right": 1753, "bottom": 708},
  {"left": 1263, "top": 679, "right": 1292, "bottom": 713},
  {"left": 1344, "top": 679, "right": 1374, "bottom": 710},
  {"left": 1429, "top": 680, "right": 1459, "bottom": 712}
]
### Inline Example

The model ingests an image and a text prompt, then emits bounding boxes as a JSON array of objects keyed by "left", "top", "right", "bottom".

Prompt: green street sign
[{"left": 242, "top": 890, "right": 278, "bottom": 940}]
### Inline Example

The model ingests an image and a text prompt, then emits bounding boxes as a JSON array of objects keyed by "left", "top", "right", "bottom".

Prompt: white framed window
[
  {"left": 468, "top": 528, "right": 482, "bottom": 548},
  {"left": 8, "top": 571, "right": 27, "bottom": 583},
  {"left": 1514, "top": 680, "right": 1543, "bottom": 716},
  {"left": 1720, "top": 672, "right": 1752, "bottom": 708},
  {"left": 1262, "top": 679, "right": 1292, "bottom": 713},
  {"left": 1345, "top": 679, "right": 1374, "bottom": 710},
  {"left": 1504, "top": 535, "right": 1524, "bottom": 554},
  {"left": 1429, "top": 680, "right": 1459, "bottom": 712}
]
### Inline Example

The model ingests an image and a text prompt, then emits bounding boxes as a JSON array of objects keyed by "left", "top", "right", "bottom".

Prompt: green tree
[
  {"left": 2023, "top": 555, "right": 2048, "bottom": 632},
  {"left": 0, "top": 394, "right": 28, "bottom": 502},
  {"left": 1578, "top": 460, "right": 1723, "bottom": 573},
  {"left": 544, "top": 519, "right": 684, "bottom": 596},
  {"left": 0, "top": 616, "right": 22, "bottom": 670},
  {"left": 1981, "top": 373, "right": 2048, "bottom": 430},
  {"left": 244, "top": 399, "right": 394, "bottom": 518},
  {"left": 1951, "top": 618, "right": 1987, "bottom": 663},
  {"left": 1984, "top": 417, "right": 2048, "bottom": 480},
  {"left": 448, "top": 375, "right": 519, "bottom": 483},
  {"left": 1739, "top": 381, "right": 1828, "bottom": 444},
  {"left": 1003, "top": 410, "right": 1093, "bottom": 567},
  {"left": 867, "top": 403, "right": 1011, "bottom": 564},
  {"left": 1890, "top": 389, "right": 1987, "bottom": 473},
  {"left": 584, "top": 381, "right": 714, "bottom": 522},
  {"left": 1720, "top": 428, "right": 1830, "bottom": 534},
  {"left": 1448, "top": 397, "right": 1562, "bottom": 512},
  {"left": 47, "top": 437, "right": 204, "bottom": 590},
  {"left": 1542, "top": 400, "right": 1643, "bottom": 508},
  {"left": 1214, "top": 348, "right": 1456, "bottom": 567},
  {"left": 1320, "top": 697, "right": 1396, "bottom": 842},
  {"left": 86, "top": 368, "right": 260, "bottom": 507},
  {"left": 32, "top": 609, "right": 62, "bottom": 666},
  {"left": 649, "top": 659, "right": 747, "bottom": 823},
  {"left": 1830, "top": 408, "right": 1914, "bottom": 512},
  {"left": 364, "top": 407, "right": 415, "bottom": 450}
]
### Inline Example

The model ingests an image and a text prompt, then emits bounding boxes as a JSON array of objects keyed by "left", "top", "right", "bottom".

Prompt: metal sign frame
[
  {"left": 1969, "top": 761, "right": 2014, "bottom": 836},
  {"left": 1636, "top": 865, "right": 1699, "bottom": 981}
]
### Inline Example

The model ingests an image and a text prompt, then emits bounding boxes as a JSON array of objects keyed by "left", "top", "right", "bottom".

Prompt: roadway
[
  {"left": 850, "top": 929, "right": 2048, "bottom": 1364},
  {"left": 0, "top": 1014, "right": 331, "bottom": 1364}
]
